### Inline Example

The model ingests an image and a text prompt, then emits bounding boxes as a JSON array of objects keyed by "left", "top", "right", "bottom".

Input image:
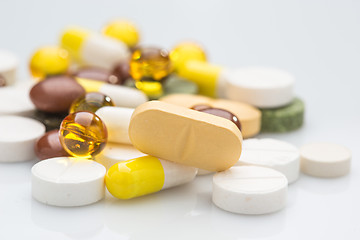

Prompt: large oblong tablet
[
  {"left": 129, "top": 101, "right": 243, "bottom": 171},
  {"left": 0, "top": 116, "right": 45, "bottom": 162},
  {"left": 32, "top": 157, "right": 106, "bottom": 207}
]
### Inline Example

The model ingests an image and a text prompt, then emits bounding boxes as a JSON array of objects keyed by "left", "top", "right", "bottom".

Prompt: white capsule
[
  {"left": 95, "top": 142, "right": 146, "bottom": 169},
  {"left": 0, "top": 116, "right": 45, "bottom": 162},
  {"left": 225, "top": 67, "right": 295, "bottom": 108},
  {"left": 76, "top": 78, "right": 148, "bottom": 108},
  {"left": 61, "top": 27, "right": 130, "bottom": 70},
  {"left": 106, "top": 156, "right": 198, "bottom": 199},
  {"left": 32, "top": 157, "right": 106, "bottom": 207},
  {"left": 213, "top": 166, "right": 288, "bottom": 214},
  {"left": 95, "top": 106, "right": 134, "bottom": 144},
  {"left": 300, "top": 142, "right": 351, "bottom": 178},
  {"left": 237, "top": 138, "right": 300, "bottom": 184},
  {"left": 0, "top": 49, "right": 18, "bottom": 86}
]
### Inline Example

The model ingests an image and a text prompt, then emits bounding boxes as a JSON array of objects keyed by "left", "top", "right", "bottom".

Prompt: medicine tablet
[
  {"left": 260, "top": 98, "right": 305, "bottom": 132},
  {"left": 212, "top": 166, "right": 287, "bottom": 214},
  {"left": 225, "top": 67, "right": 295, "bottom": 108},
  {"left": 129, "top": 101, "right": 242, "bottom": 171},
  {"left": 31, "top": 157, "right": 106, "bottom": 207},
  {"left": 0, "top": 82, "right": 36, "bottom": 116},
  {"left": 95, "top": 142, "right": 146, "bottom": 169},
  {"left": 237, "top": 138, "right": 300, "bottom": 183},
  {"left": 0, "top": 49, "right": 18, "bottom": 86},
  {"left": 0, "top": 116, "right": 45, "bottom": 162},
  {"left": 160, "top": 94, "right": 261, "bottom": 138},
  {"left": 300, "top": 143, "right": 351, "bottom": 178}
]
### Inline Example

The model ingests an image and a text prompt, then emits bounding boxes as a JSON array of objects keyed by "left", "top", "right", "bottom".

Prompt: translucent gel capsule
[
  {"left": 59, "top": 112, "right": 107, "bottom": 158},
  {"left": 69, "top": 92, "right": 114, "bottom": 113},
  {"left": 103, "top": 20, "right": 140, "bottom": 48},
  {"left": 130, "top": 47, "right": 172, "bottom": 81},
  {"left": 29, "top": 46, "right": 70, "bottom": 79},
  {"left": 170, "top": 42, "right": 207, "bottom": 72}
]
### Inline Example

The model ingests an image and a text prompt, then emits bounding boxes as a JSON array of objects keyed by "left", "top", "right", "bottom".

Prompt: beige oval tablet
[
  {"left": 160, "top": 94, "right": 261, "bottom": 138},
  {"left": 129, "top": 101, "right": 243, "bottom": 171}
]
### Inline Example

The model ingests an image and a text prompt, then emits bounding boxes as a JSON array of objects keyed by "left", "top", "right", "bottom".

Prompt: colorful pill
[
  {"left": 29, "top": 46, "right": 70, "bottom": 79},
  {"left": 129, "top": 101, "right": 242, "bottom": 171},
  {"left": 76, "top": 77, "right": 148, "bottom": 108},
  {"left": 60, "top": 27, "right": 130, "bottom": 70},
  {"left": 102, "top": 20, "right": 140, "bottom": 48},
  {"left": 106, "top": 156, "right": 197, "bottom": 199},
  {"left": 59, "top": 111, "right": 108, "bottom": 158},
  {"left": 35, "top": 129, "right": 69, "bottom": 160},
  {"left": 170, "top": 42, "right": 207, "bottom": 72},
  {"left": 69, "top": 92, "right": 114, "bottom": 113}
]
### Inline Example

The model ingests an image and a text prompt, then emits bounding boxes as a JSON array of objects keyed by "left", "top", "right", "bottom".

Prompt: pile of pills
[{"left": 0, "top": 19, "right": 352, "bottom": 214}]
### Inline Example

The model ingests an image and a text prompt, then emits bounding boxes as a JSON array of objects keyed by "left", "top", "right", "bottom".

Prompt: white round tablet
[
  {"left": 237, "top": 138, "right": 300, "bottom": 183},
  {"left": 32, "top": 157, "right": 106, "bottom": 207},
  {"left": 0, "top": 49, "right": 18, "bottom": 86},
  {"left": 95, "top": 142, "right": 146, "bottom": 169},
  {"left": 300, "top": 142, "right": 351, "bottom": 178},
  {"left": 0, "top": 116, "right": 45, "bottom": 162},
  {"left": 225, "top": 67, "right": 295, "bottom": 108},
  {"left": 212, "top": 166, "right": 287, "bottom": 214},
  {"left": 0, "top": 81, "right": 36, "bottom": 116}
]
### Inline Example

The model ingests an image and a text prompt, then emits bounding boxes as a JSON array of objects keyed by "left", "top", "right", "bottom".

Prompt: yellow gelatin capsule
[
  {"left": 106, "top": 156, "right": 197, "bottom": 199},
  {"left": 102, "top": 20, "right": 140, "bottom": 48},
  {"left": 130, "top": 47, "right": 172, "bottom": 81},
  {"left": 29, "top": 46, "right": 70, "bottom": 79},
  {"left": 170, "top": 42, "right": 207, "bottom": 72},
  {"left": 69, "top": 92, "right": 114, "bottom": 113},
  {"left": 59, "top": 111, "right": 107, "bottom": 158}
]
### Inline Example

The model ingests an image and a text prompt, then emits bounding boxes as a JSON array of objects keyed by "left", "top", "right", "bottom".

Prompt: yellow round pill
[
  {"left": 170, "top": 42, "right": 207, "bottom": 72},
  {"left": 29, "top": 46, "right": 70, "bottom": 79},
  {"left": 103, "top": 20, "right": 140, "bottom": 48}
]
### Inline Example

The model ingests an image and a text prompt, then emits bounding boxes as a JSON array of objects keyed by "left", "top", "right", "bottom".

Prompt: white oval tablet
[
  {"left": 0, "top": 116, "right": 45, "bottom": 162},
  {"left": 32, "top": 157, "right": 106, "bottom": 207},
  {"left": 95, "top": 142, "right": 146, "bottom": 169},
  {"left": 0, "top": 49, "right": 18, "bottom": 86},
  {"left": 300, "top": 142, "right": 351, "bottom": 178},
  {"left": 225, "top": 67, "right": 295, "bottom": 108},
  {"left": 237, "top": 138, "right": 300, "bottom": 183},
  {"left": 213, "top": 166, "right": 287, "bottom": 214},
  {"left": 0, "top": 81, "right": 36, "bottom": 116}
]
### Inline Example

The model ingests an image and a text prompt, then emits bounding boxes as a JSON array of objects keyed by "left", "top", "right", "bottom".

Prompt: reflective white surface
[{"left": 0, "top": 0, "right": 359, "bottom": 239}]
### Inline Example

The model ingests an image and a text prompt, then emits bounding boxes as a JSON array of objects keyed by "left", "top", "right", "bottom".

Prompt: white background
[{"left": 0, "top": 0, "right": 359, "bottom": 239}]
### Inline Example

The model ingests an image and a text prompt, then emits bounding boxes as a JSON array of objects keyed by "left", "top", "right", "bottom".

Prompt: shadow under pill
[
  {"left": 0, "top": 159, "right": 37, "bottom": 185},
  {"left": 297, "top": 173, "right": 351, "bottom": 195},
  {"left": 31, "top": 198, "right": 104, "bottom": 239}
]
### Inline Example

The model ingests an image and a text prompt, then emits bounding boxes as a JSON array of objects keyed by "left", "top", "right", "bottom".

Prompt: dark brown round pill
[
  {"left": 112, "top": 62, "right": 130, "bottom": 85},
  {"left": 30, "top": 75, "right": 85, "bottom": 113},
  {"left": 0, "top": 74, "right": 6, "bottom": 87},
  {"left": 72, "top": 67, "right": 122, "bottom": 85},
  {"left": 34, "top": 129, "right": 70, "bottom": 160},
  {"left": 197, "top": 107, "right": 242, "bottom": 131}
]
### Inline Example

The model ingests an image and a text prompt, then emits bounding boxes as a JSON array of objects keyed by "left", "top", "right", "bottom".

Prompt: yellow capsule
[
  {"left": 59, "top": 111, "right": 107, "bottom": 158},
  {"left": 130, "top": 47, "right": 172, "bottom": 81},
  {"left": 29, "top": 46, "right": 70, "bottom": 79},
  {"left": 105, "top": 156, "right": 197, "bottom": 199},
  {"left": 69, "top": 92, "right": 114, "bottom": 113},
  {"left": 102, "top": 20, "right": 140, "bottom": 48},
  {"left": 170, "top": 42, "right": 207, "bottom": 72},
  {"left": 135, "top": 81, "right": 163, "bottom": 99}
]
